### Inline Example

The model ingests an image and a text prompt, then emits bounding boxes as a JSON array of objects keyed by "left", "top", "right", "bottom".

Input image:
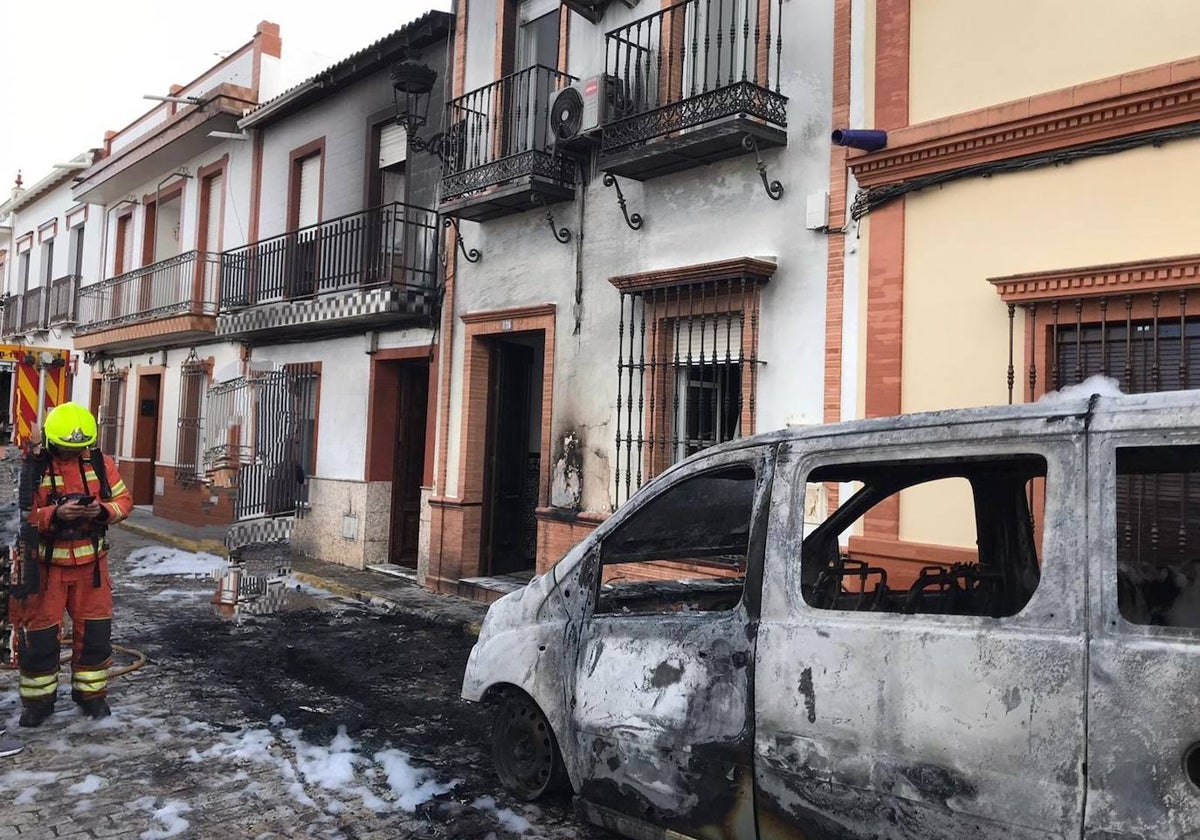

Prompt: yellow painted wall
[
  {"left": 897, "top": 136, "right": 1200, "bottom": 545},
  {"left": 909, "top": 0, "right": 1200, "bottom": 123}
]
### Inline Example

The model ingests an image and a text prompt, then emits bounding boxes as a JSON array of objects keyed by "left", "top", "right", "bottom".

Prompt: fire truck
[{"left": 0, "top": 343, "right": 72, "bottom": 445}]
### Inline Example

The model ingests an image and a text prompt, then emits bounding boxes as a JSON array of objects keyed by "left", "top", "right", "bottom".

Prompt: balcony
[
  {"left": 439, "top": 65, "right": 577, "bottom": 222},
  {"left": 598, "top": 0, "right": 788, "bottom": 181},
  {"left": 48, "top": 274, "right": 80, "bottom": 327},
  {"left": 217, "top": 202, "right": 440, "bottom": 342},
  {"left": 19, "top": 286, "right": 49, "bottom": 333},
  {"left": 1, "top": 296, "right": 20, "bottom": 338},
  {"left": 73, "top": 251, "right": 220, "bottom": 354}
]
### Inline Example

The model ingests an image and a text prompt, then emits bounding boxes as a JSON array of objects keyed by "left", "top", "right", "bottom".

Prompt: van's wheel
[{"left": 491, "top": 688, "right": 568, "bottom": 801}]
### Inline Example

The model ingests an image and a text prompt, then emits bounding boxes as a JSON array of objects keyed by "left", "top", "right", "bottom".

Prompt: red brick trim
[
  {"left": 824, "top": 0, "right": 852, "bottom": 438},
  {"left": 990, "top": 254, "right": 1200, "bottom": 305},
  {"left": 862, "top": 201, "right": 905, "bottom": 540},
  {"left": 453, "top": 0, "right": 469, "bottom": 99},
  {"left": 461, "top": 303, "right": 556, "bottom": 324},
  {"left": 609, "top": 258, "right": 777, "bottom": 293},
  {"left": 874, "top": 0, "right": 910, "bottom": 130},
  {"left": 852, "top": 57, "right": 1200, "bottom": 188},
  {"left": 535, "top": 507, "right": 606, "bottom": 574}
]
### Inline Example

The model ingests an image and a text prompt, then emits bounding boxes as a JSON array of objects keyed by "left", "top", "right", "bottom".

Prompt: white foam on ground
[
  {"left": 191, "top": 723, "right": 462, "bottom": 817},
  {"left": 69, "top": 774, "right": 106, "bottom": 794},
  {"left": 136, "top": 798, "right": 192, "bottom": 840},
  {"left": 471, "top": 795, "right": 533, "bottom": 834},
  {"left": 126, "top": 547, "right": 228, "bottom": 578}
]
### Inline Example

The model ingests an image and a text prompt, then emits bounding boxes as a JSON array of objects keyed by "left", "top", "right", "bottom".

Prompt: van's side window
[
  {"left": 595, "top": 465, "right": 755, "bottom": 616},
  {"left": 800, "top": 455, "right": 1046, "bottom": 618},
  {"left": 1116, "top": 445, "right": 1200, "bottom": 628}
]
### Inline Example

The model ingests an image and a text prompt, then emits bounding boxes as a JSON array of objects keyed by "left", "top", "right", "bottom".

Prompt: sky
[{"left": 0, "top": 0, "right": 451, "bottom": 192}]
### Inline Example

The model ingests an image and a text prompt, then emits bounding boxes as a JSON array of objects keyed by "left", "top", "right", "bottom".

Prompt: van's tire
[{"left": 490, "top": 688, "right": 569, "bottom": 801}]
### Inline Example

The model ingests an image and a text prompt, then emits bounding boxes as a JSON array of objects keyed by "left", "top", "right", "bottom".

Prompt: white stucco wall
[
  {"left": 96, "top": 139, "right": 254, "bottom": 281},
  {"left": 446, "top": 1, "right": 835, "bottom": 513},
  {"left": 247, "top": 328, "right": 434, "bottom": 483}
]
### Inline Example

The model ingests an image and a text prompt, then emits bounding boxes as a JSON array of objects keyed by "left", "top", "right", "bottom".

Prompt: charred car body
[{"left": 462, "top": 392, "right": 1200, "bottom": 840}]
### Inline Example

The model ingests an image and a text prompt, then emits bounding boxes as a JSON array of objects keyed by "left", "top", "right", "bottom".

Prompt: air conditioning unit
[
  {"left": 551, "top": 74, "right": 627, "bottom": 150},
  {"left": 561, "top": 0, "right": 640, "bottom": 24}
]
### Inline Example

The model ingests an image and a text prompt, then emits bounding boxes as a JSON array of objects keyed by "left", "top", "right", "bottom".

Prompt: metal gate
[{"left": 204, "top": 363, "right": 319, "bottom": 520}]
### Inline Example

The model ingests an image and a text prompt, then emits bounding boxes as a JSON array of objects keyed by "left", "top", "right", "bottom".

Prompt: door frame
[
  {"left": 437, "top": 305, "right": 556, "bottom": 583},
  {"left": 365, "top": 348, "right": 439, "bottom": 563}
]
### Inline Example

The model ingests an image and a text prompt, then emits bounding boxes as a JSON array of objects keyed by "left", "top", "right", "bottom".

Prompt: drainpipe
[{"left": 34, "top": 353, "right": 48, "bottom": 429}]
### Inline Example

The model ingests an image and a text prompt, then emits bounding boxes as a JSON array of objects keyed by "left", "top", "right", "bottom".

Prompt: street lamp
[{"left": 390, "top": 61, "right": 450, "bottom": 161}]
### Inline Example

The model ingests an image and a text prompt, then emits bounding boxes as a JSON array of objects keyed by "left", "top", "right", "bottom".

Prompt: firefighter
[{"left": 17, "top": 402, "right": 132, "bottom": 727}]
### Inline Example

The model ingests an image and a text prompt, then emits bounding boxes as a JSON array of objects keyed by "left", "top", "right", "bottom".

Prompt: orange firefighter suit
[{"left": 17, "top": 449, "right": 132, "bottom": 715}]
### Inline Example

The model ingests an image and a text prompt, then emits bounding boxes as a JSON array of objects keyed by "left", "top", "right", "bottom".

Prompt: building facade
[
  {"left": 213, "top": 12, "right": 453, "bottom": 563},
  {"left": 836, "top": 0, "right": 1200, "bottom": 576},
  {"left": 424, "top": 0, "right": 839, "bottom": 598}
]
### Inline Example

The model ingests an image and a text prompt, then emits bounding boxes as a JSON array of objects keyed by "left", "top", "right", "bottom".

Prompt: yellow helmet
[{"left": 43, "top": 402, "right": 98, "bottom": 450}]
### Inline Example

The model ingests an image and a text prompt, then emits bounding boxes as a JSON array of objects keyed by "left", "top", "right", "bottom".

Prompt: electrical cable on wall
[{"left": 850, "top": 121, "right": 1200, "bottom": 221}]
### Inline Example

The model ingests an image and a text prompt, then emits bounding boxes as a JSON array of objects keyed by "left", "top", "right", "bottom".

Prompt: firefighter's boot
[
  {"left": 18, "top": 700, "right": 55, "bottom": 728},
  {"left": 79, "top": 697, "right": 110, "bottom": 720}
]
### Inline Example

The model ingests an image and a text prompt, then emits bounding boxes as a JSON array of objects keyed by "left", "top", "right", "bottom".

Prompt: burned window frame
[
  {"left": 798, "top": 453, "right": 1048, "bottom": 621},
  {"left": 1108, "top": 442, "right": 1200, "bottom": 634},
  {"left": 589, "top": 450, "right": 771, "bottom": 618}
]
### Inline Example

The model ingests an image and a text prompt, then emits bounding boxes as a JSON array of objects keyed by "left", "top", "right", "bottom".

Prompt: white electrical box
[
  {"left": 342, "top": 515, "right": 359, "bottom": 541},
  {"left": 806, "top": 191, "right": 830, "bottom": 230},
  {"left": 154, "top": 476, "right": 165, "bottom": 497}
]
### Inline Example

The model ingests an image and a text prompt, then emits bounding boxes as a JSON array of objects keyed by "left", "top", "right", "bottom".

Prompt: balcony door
[
  {"left": 113, "top": 211, "right": 135, "bottom": 319},
  {"left": 142, "top": 192, "right": 183, "bottom": 314},
  {"left": 287, "top": 151, "right": 322, "bottom": 299},
  {"left": 506, "top": 0, "right": 560, "bottom": 157}
]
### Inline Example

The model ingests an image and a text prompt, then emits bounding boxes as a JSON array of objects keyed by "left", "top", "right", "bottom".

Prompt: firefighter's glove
[{"left": 55, "top": 499, "right": 102, "bottom": 522}]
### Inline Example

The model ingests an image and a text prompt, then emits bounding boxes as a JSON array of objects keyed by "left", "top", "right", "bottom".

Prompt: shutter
[
  {"left": 677, "top": 315, "right": 744, "bottom": 363},
  {"left": 120, "top": 221, "right": 135, "bottom": 273},
  {"left": 379, "top": 123, "right": 408, "bottom": 169},
  {"left": 297, "top": 156, "right": 321, "bottom": 228},
  {"left": 203, "top": 174, "right": 223, "bottom": 253}
]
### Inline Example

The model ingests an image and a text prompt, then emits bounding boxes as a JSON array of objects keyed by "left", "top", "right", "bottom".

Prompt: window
[
  {"left": 1116, "top": 445, "right": 1200, "bottom": 629},
  {"left": 68, "top": 224, "right": 85, "bottom": 277},
  {"left": 1056, "top": 317, "right": 1200, "bottom": 394},
  {"left": 18, "top": 251, "right": 31, "bottom": 293},
  {"left": 800, "top": 455, "right": 1046, "bottom": 618},
  {"left": 595, "top": 464, "right": 756, "bottom": 615},
  {"left": 175, "top": 358, "right": 208, "bottom": 485},
  {"left": 40, "top": 238, "right": 54, "bottom": 286},
  {"left": 610, "top": 264, "right": 771, "bottom": 507}
]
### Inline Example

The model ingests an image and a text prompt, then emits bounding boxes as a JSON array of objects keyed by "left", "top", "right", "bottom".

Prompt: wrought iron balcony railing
[
  {"left": 220, "top": 202, "right": 439, "bottom": 310},
  {"left": 440, "top": 65, "right": 577, "bottom": 201},
  {"left": 49, "top": 274, "right": 81, "bottom": 326},
  {"left": 601, "top": 0, "right": 787, "bottom": 156},
  {"left": 1, "top": 296, "right": 21, "bottom": 337},
  {"left": 75, "top": 251, "right": 221, "bottom": 335},
  {"left": 19, "top": 286, "right": 49, "bottom": 332}
]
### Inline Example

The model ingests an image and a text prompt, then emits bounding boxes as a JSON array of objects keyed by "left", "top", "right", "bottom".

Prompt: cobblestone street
[{"left": 1, "top": 525, "right": 612, "bottom": 839}]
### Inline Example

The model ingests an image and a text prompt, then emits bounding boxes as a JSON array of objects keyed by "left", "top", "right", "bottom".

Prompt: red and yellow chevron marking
[{"left": 9, "top": 347, "right": 72, "bottom": 445}]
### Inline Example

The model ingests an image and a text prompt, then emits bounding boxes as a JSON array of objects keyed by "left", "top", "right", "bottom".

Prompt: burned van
[{"left": 461, "top": 391, "right": 1200, "bottom": 840}]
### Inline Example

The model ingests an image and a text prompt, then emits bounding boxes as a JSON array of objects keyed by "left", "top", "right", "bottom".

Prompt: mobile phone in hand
[{"left": 75, "top": 495, "right": 96, "bottom": 505}]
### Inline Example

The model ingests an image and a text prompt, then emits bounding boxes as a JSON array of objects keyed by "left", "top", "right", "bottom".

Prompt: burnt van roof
[{"left": 724, "top": 388, "right": 1200, "bottom": 453}]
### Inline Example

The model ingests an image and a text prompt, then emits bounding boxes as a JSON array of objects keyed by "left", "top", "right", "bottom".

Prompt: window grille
[
  {"left": 1003, "top": 289, "right": 1200, "bottom": 402},
  {"left": 175, "top": 355, "right": 208, "bottom": 485},
  {"left": 612, "top": 274, "right": 766, "bottom": 508},
  {"left": 97, "top": 371, "right": 125, "bottom": 456}
]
